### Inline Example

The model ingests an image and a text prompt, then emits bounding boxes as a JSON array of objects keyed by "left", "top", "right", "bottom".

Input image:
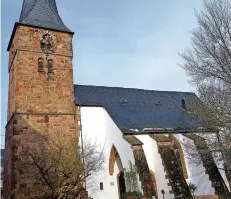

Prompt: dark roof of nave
[
  {"left": 19, "top": 0, "right": 72, "bottom": 33},
  {"left": 74, "top": 84, "right": 210, "bottom": 134}
]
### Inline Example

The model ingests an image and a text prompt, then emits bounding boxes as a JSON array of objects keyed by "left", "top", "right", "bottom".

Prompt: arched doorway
[
  {"left": 109, "top": 145, "right": 126, "bottom": 198},
  {"left": 109, "top": 145, "right": 123, "bottom": 175}
]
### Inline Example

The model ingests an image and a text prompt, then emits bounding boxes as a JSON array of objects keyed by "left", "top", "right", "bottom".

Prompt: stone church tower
[{"left": 3, "top": 0, "right": 78, "bottom": 198}]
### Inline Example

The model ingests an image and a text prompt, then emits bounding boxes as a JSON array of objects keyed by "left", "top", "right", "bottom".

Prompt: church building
[{"left": 3, "top": 0, "right": 230, "bottom": 199}]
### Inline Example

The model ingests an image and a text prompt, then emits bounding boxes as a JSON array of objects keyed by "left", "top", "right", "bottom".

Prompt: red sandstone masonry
[
  {"left": 11, "top": 26, "right": 73, "bottom": 57},
  {"left": 7, "top": 114, "right": 78, "bottom": 198},
  {"left": 4, "top": 25, "right": 79, "bottom": 199},
  {"left": 7, "top": 26, "right": 75, "bottom": 117}
]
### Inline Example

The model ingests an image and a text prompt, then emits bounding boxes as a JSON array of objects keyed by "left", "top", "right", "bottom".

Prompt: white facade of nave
[{"left": 80, "top": 106, "right": 220, "bottom": 199}]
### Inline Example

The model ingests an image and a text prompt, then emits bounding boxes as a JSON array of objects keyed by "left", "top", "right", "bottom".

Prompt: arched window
[
  {"left": 170, "top": 135, "right": 188, "bottom": 179},
  {"left": 47, "top": 59, "right": 53, "bottom": 73},
  {"left": 38, "top": 58, "right": 44, "bottom": 72}
]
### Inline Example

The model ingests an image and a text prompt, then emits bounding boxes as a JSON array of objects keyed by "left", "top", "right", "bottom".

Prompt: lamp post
[{"left": 161, "top": 190, "right": 165, "bottom": 199}]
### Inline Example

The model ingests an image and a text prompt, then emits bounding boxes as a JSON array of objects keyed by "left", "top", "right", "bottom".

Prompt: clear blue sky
[{"left": 1, "top": 0, "right": 203, "bottom": 147}]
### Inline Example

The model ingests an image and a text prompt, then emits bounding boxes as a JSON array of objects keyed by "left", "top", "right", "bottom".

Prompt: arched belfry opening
[
  {"left": 38, "top": 58, "right": 44, "bottom": 72},
  {"left": 108, "top": 145, "right": 126, "bottom": 197},
  {"left": 47, "top": 59, "right": 54, "bottom": 73}
]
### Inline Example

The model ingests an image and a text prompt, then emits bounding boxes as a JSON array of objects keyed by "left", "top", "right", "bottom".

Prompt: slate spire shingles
[{"left": 19, "top": 0, "right": 71, "bottom": 33}]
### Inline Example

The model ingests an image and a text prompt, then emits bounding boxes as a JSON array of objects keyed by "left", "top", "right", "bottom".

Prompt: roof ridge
[{"left": 74, "top": 84, "right": 195, "bottom": 94}]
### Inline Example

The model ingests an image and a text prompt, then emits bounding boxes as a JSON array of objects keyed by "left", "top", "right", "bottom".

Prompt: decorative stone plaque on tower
[{"left": 40, "top": 31, "right": 54, "bottom": 54}]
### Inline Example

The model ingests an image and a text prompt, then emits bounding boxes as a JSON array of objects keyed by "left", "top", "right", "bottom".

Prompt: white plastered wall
[
  {"left": 80, "top": 106, "right": 219, "bottom": 198},
  {"left": 196, "top": 132, "right": 230, "bottom": 191},
  {"left": 173, "top": 134, "right": 216, "bottom": 195},
  {"left": 80, "top": 107, "right": 136, "bottom": 199},
  {"left": 135, "top": 135, "right": 174, "bottom": 199}
]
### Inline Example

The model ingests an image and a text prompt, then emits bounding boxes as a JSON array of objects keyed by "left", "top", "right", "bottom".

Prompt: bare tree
[
  {"left": 179, "top": 0, "right": 231, "bottom": 191},
  {"left": 21, "top": 133, "right": 105, "bottom": 199}
]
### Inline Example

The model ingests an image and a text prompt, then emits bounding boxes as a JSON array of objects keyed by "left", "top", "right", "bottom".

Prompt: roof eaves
[
  {"left": 76, "top": 104, "right": 104, "bottom": 108},
  {"left": 123, "top": 127, "right": 217, "bottom": 135}
]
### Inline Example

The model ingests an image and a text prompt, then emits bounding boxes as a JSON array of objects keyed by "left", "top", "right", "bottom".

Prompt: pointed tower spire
[{"left": 19, "top": 0, "right": 71, "bottom": 33}]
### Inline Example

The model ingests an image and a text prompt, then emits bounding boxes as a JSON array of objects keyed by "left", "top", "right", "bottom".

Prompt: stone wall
[
  {"left": 3, "top": 25, "right": 79, "bottom": 199},
  {"left": 3, "top": 118, "right": 14, "bottom": 197},
  {"left": 4, "top": 113, "right": 78, "bottom": 198},
  {"left": 7, "top": 26, "right": 75, "bottom": 118}
]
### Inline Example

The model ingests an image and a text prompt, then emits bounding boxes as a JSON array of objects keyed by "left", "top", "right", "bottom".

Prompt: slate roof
[
  {"left": 19, "top": 0, "right": 72, "bottom": 33},
  {"left": 74, "top": 85, "right": 208, "bottom": 134}
]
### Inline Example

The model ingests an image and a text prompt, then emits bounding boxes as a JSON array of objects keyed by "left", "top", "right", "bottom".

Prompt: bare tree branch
[
  {"left": 20, "top": 133, "right": 105, "bottom": 199},
  {"left": 179, "top": 0, "right": 231, "bottom": 190}
]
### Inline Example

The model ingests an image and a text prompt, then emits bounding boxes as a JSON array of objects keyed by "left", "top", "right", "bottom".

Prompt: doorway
[{"left": 118, "top": 171, "right": 126, "bottom": 199}]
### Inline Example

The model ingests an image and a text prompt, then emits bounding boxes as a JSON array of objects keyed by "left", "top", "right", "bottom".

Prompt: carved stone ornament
[{"left": 40, "top": 31, "right": 54, "bottom": 53}]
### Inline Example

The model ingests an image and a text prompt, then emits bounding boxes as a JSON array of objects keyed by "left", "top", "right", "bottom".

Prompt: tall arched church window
[
  {"left": 38, "top": 58, "right": 44, "bottom": 72},
  {"left": 170, "top": 135, "right": 188, "bottom": 179},
  {"left": 47, "top": 59, "right": 53, "bottom": 73}
]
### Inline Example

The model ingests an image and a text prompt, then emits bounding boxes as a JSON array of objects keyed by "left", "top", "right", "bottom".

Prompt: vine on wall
[{"left": 123, "top": 161, "right": 142, "bottom": 197}]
